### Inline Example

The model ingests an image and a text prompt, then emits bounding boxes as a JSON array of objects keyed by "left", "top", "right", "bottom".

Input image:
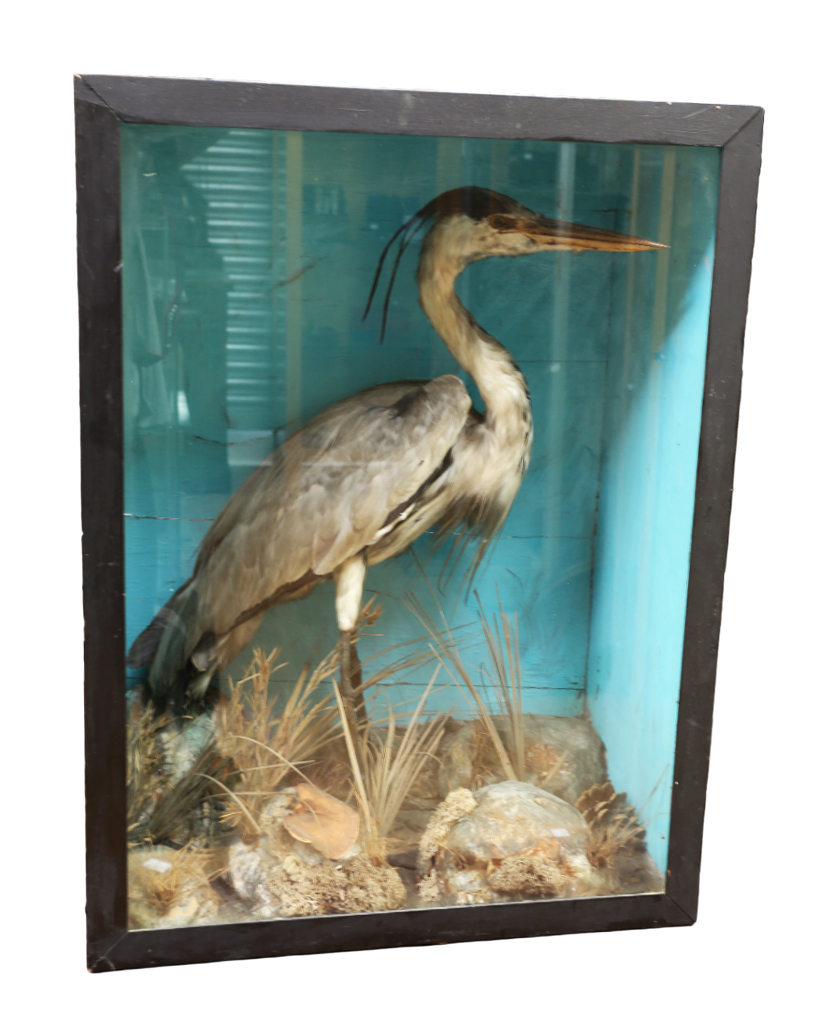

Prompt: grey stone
[
  {"left": 443, "top": 780, "right": 591, "bottom": 861},
  {"left": 158, "top": 712, "right": 217, "bottom": 786},
  {"left": 226, "top": 839, "right": 282, "bottom": 918},
  {"left": 423, "top": 781, "right": 596, "bottom": 905},
  {"left": 224, "top": 791, "right": 296, "bottom": 916},
  {"left": 226, "top": 788, "right": 366, "bottom": 916},
  {"left": 126, "top": 689, "right": 229, "bottom": 845},
  {"left": 438, "top": 715, "right": 607, "bottom": 805}
]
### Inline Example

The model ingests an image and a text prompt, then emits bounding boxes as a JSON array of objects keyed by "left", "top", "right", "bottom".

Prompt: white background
[{"left": 2, "top": 2, "right": 820, "bottom": 1018}]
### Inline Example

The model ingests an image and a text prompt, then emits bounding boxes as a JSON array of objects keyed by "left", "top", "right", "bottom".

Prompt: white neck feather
[{"left": 417, "top": 222, "right": 532, "bottom": 447}]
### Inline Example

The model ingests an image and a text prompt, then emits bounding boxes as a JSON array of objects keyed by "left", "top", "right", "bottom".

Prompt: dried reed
[
  {"left": 145, "top": 739, "right": 232, "bottom": 846},
  {"left": 141, "top": 844, "right": 226, "bottom": 917},
  {"left": 127, "top": 701, "right": 171, "bottom": 845},
  {"left": 348, "top": 597, "right": 457, "bottom": 704},
  {"left": 477, "top": 599, "right": 525, "bottom": 782},
  {"left": 334, "top": 670, "right": 447, "bottom": 863},
  {"left": 213, "top": 646, "right": 341, "bottom": 839},
  {"left": 406, "top": 591, "right": 526, "bottom": 782}
]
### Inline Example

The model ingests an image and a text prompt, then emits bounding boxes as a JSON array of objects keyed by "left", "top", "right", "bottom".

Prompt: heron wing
[{"left": 194, "top": 375, "right": 471, "bottom": 636}]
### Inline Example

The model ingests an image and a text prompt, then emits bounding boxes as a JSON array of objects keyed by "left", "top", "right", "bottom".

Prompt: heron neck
[{"left": 417, "top": 246, "right": 531, "bottom": 443}]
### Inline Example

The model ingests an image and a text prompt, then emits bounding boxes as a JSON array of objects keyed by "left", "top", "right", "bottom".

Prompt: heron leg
[
  {"left": 349, "top": 639, "right": 367, "bottom": 726},
  {"left": 339, "top": 630, "right": 366, "bottom": 777},
  {"left": 333, "top": 554, "right": 369, "bottom": 737}
]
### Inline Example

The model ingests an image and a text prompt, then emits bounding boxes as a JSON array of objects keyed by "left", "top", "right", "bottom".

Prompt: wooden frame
[{"left": 76, "top": 74, "right": 762, "bottom": 972}]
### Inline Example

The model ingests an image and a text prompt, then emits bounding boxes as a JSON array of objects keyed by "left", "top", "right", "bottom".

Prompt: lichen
[
  {"left": 488, "top": 850, "right": 592, "bottom": 898},
  {"left": 417, "top": 788, "right": 478, "bottom": 874},
  {"left": 266, "top": 853, "right": 406, "bottom": 916},
  {"left": 487, "top": 856, "right": 565, "bottom": 897},
  {"left": 453, "top": 884, "right": 496, "bottom": 905},
  {"left": 417, "top": 871, "right": 443, "bottom": 903},
  {"left": 444, "top": 865, "right": 497, "bottom": 905}
]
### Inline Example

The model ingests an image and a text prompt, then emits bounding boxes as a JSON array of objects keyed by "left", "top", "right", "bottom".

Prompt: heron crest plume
[{"left": 363, "top": 187, "right": 529, "bottom": 342}]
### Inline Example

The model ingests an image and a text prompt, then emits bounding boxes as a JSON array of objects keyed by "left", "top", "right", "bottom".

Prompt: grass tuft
[
  {"left": 127, "top": 701, "right": 171, "bottom": 845},
  {"left": 334, "top": 670, "right": 447, "bottom": 863},
  {"left": 141, "top": 844, "right": 225, "bottom": 917},
  {"left": 406, "top": 590, "right": 528, "bottom": 783},
  {"left": 214, "top": 646, "right": 341, "bottom": 840}
]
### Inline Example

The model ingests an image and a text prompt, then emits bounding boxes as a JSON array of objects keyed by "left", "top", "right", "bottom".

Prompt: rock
[
  {"left": 422, "top": 781, "right": 595, "bottom": 905},
  {"left": 225, "top": 787, "right": 367, "bottom": 916},
  {"left": 435, "top": 866, "right": 496, "bottom": 905},
  {"left": 226, "top": 840, "right": 282, "bottom": 919},
  {"left": 389, "top": 808, "right": 436, "bottom": 857},
  {"left": 126, "top": 688, "right": 232, "bottom": 846},
  {"left": 223, "top": 782, "right": 411, "bottom": 917},
  {"left": 444, "top": 780, "right": 590, "bottom": 860},
  {"left": 158, "top": 710, "right": 219, "bottom": 786},
  {"left": 438, "top": 715, "right": 607, "bottom": 806},
  {"left": 225, "top": 790, "right": 298, "bottom": 917}
]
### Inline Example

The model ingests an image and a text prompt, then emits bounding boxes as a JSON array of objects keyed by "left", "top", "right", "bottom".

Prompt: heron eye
[{"left": 488, "top": 214, "right": 513, "bottom": 230}]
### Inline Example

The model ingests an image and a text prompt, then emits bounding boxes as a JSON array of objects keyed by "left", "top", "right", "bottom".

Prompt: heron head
[
  {"left": 364, "top": 185, "right": 665, "bottom": 339},
  {"left": 427, "top": 186, "right": 667, "bottom": 261}
]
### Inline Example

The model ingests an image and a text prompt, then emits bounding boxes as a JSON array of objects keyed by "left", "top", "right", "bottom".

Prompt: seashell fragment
[{"left": 283, "top": 783, "right": 359, "bottom": 860}]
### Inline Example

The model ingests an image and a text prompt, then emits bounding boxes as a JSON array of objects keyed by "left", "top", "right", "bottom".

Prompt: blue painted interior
[{"left": 121, "top": 125, "right": 719, "bottom": 872}]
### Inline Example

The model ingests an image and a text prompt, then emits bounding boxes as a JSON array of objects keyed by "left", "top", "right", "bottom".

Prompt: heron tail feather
[{"left": 128, "top": 582, "right": 204, "bottom": 702}]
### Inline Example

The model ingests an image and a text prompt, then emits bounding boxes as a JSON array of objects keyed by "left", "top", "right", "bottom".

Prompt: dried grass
[
  {"left": 141, "top": 844, "right": 226, "bottom": 917},
  {"left": 477, "top": 600, "right": 525, "bottom": 781},
  {"left": 334, "top": 670, "right": 447, "bottom": 863},
  {"left": 406, "top": 591, "right": 527, "bottom": 783},
  {"left": 213, "top": 646, "right": 342, "bottom": 840},
  {"left": 349, "top": 598, "right": 454, "bottom": 703},
  {"left": 126, "top": 701, "right": 171, "bottom": 845},
  {"left": 127, "top": 698, "right": 232, "bottom": 847},
  {"left": 145, "top": 739, "right": 233, "bottom": 846}
]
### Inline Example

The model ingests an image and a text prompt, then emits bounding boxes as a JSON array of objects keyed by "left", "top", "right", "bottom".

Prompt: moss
[
  {"left": 417, "top": 788, "right": 477, "bottom": 874},
  {"left": 266, "top": 853, "right": 406, "bottom": 916},
  {"left": 417, "top": 871, "right": 443, "bottom": 903},
  {"left": 487, "top": 856, "right": 565, "bottom": 897},
  {"left": 488, "top": 850, "right": 591, "bottom": 898}
]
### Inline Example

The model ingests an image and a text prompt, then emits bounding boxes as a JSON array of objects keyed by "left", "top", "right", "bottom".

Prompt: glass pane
[{"left": 122, "top": 123, "right": 719, "bottom": 927}]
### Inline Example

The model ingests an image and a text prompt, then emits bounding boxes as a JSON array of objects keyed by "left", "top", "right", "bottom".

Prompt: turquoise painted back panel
[{"left": 122, "top": 125, "right": 719, "bottom": 871}]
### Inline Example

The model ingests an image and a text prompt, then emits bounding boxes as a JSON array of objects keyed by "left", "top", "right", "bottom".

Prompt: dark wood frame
[{"left": 76, "top": 75, "right": 762, "bottom": 972}]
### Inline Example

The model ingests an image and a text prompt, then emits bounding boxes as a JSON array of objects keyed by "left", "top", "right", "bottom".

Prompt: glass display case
[{"left": 76, "top": 76, "right": 762, "bottom": 970}]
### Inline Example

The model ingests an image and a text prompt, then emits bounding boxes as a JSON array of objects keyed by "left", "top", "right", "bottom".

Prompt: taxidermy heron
[{"left": 129, "top": 186, "right": 663, "bottom": 736}]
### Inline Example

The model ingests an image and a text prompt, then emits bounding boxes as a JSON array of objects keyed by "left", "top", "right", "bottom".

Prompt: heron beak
[{"left": 515, "top": 216, "right": 667, "bottom": 252}]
